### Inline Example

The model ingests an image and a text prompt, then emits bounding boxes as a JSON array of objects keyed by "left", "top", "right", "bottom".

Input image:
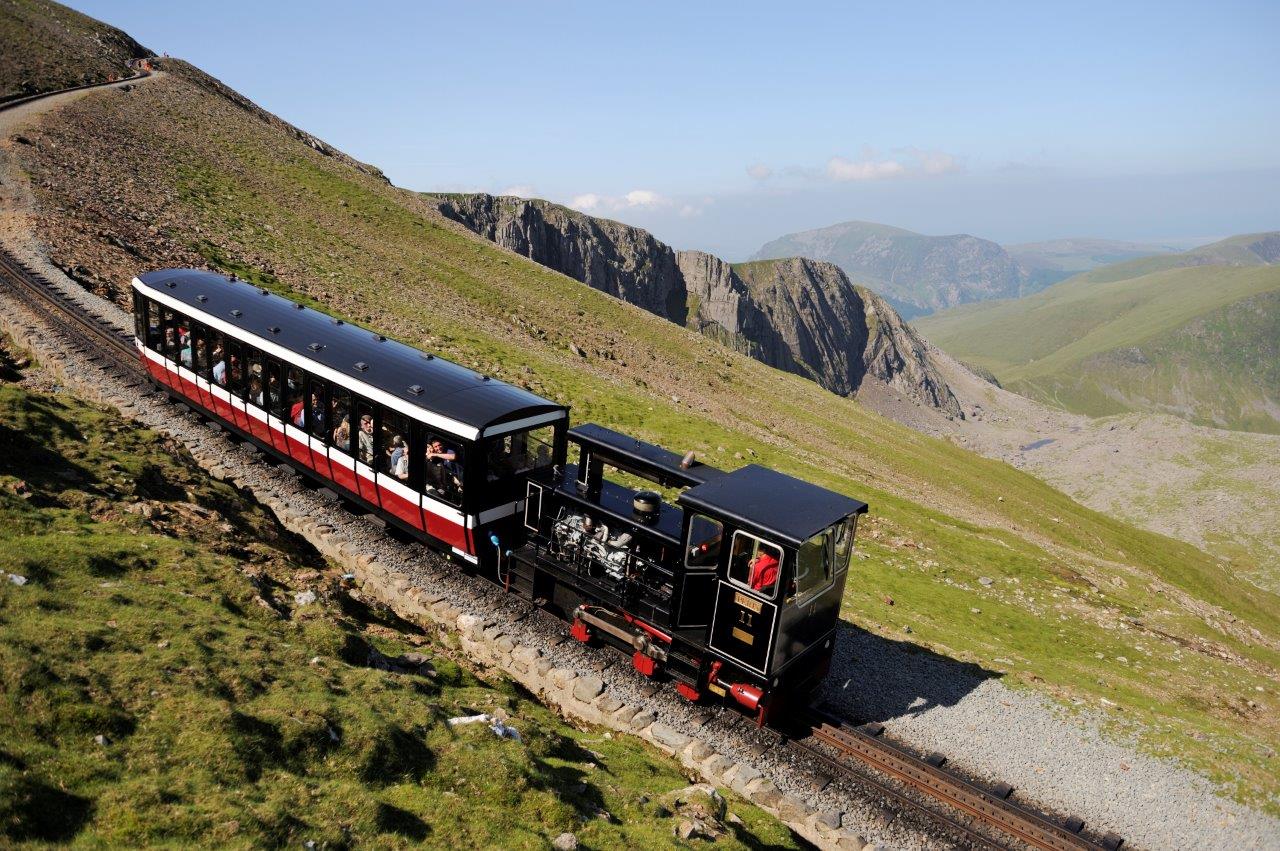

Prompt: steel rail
[
  {"left": 788, "top": 733, "right": 1004, "bottom": 849},
  {"left": 0, "top": 250, "right": 141, "bottom": 376},
  {"left": 804, "top": 715, "right": 1123, "bottom": 851}
]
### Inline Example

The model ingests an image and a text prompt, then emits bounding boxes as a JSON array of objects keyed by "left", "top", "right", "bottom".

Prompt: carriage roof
[{"left": 135, "top": 269, "right": 565, "bottom": 436}]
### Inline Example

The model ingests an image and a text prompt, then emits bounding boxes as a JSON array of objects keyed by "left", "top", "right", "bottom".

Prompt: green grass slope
[
  {"left": 0, "top": 0, "right": 150, "bottom": 100},
  {"left": 13, "top": 61, "right": 1280, "bottom": 809},
  {"left": 0, "top": 348, "right": 796, "bottom": 848},
  {"left": 916, "top": 260, "right": 1280, "bottom": 433}
]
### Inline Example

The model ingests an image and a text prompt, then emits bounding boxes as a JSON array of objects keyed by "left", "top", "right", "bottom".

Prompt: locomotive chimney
[{"left": 679, "top": 450, "right": 695, "bottom": 469}]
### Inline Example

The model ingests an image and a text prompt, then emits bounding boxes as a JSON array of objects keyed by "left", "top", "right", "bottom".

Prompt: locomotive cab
[
  {"left": 513, "top": 423, "right": 866, "bottom": 724},
  {"left": 679, "top": 466, "right": 867, "bottom": 714}
]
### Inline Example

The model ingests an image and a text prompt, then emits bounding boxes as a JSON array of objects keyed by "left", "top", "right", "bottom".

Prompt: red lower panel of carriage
[{"left": 144, "top": 352, "right": 471, "bottom": 553}]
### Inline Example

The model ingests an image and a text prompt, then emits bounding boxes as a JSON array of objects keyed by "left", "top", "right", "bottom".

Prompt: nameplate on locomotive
[
  {"left": 731, "top": 627, "right": 755, "bottom": 645},
  {"left": 734, "top": 591, "right": 763, "bottom": 614}
]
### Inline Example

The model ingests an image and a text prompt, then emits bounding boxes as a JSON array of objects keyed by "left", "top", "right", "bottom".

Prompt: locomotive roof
[
  {"left": 678, "top": 464, "right": 868, "bottom": 548},
  {"left": 569, "top": 423, "right": 725, "bottom": 488},
  {"left": 135, "top": 269, "right": 565, "bottom": 437}
]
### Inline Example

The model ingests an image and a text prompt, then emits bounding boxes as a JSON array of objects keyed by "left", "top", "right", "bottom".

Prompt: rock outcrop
[
  {"left": 430, "top": 193, "right": 962, "bottom": 418},
  {"left": 432, "top": 194, "right": 686, "bottom": 324},
  {"left": 732, "top": 259, "right": 963, "bottom": 417},
  {"left": 674, "top": 250, "right": 800, "bottom": 374}
]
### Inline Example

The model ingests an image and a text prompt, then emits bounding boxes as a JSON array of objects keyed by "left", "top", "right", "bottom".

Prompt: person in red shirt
[{"left": 748, "top": 549, "right": 779, "bottom": 593}]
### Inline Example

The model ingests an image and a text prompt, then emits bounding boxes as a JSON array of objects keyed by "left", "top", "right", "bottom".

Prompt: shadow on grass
[
  {"left": 375, "top": 802, "right": 430, "bottom": 840},
  {"left": 817, "top": 621, "right": 1001, "bottom": 724},
  {"left": 0, "top": 773, "right": 95, "bottom": 843}
]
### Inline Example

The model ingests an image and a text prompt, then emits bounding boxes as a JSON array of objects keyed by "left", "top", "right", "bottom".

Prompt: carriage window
[
  {"left": 284, "top": 366, "right": 304, "bottom": 427},
  {"left": 192, "top": 323, "right": 211, "bottom": 380},
  {"left": 132, "top": 291, "right": 145, "bottom": 341},
  {"left": 245, "top": 349, "right": 265, "bottom": 408},
  {"left": 226, "top": 341, "right": 243, "bottom": 397},
  {"left": 354, "top": 400, "right": 376, "bottom": 467},
  {"left": 146, "top": 300, "right": 162, "bottom": 351},
  {"left": 728, "top": 532, "right": 782, "bottom": 598},
  {"left": 791, "top": 530, "right": 833, "bottom": 603},
  {"left": 685, "top": 514, "right": 724, "bottom": 568},
  {"left": 834, "top": 516, "right": 857, "bottom": 572},
  {"left": 210, "top": 331, "right": 227, "bottom": 387},
  {"left": 379, "top": 408, "right": 411, "bottom": 481},
  {"left": 265, "top": 359, "right": 284, "bottom": 418},
  {"left": 422, "top": 430, "right": 464, "bottom": 504},
  {"left": 306, "top": 377, "right": 327, "bottom": 439},
  {"left": 487, "top": 424, "right": 555, "bottom": 481},
  {"left": 329, "top": 389, "right": 352, "bottom": 453},
  {"left": 171, "top": 312, "right": 191, "bottom": 367}
]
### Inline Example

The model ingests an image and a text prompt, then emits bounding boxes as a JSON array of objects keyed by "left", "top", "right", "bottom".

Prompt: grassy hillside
[
  {"left": 0, "top": 0, "right": 150, "bottom": 100},
  {"left": 12, "top": 61, "right": 1280, "bottom": 810},
  {"left": 1052, "top": 231, "right": 1280, "bottom": 286},
  {"left": 1005, "top": 238, "right": 1180, "bottom": 290},
  {"left": 0, "top": 346, "right": 796, "bottom": 848},
  {"left": 916, "top": 262, "right": 1280, "bottom": 433}
]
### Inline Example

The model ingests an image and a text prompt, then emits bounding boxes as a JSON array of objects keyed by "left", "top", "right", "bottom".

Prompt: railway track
[
  {"left": 1, "top": 74, "right": 1131, "bottom": 851},
  {"left": 788, "top": 709, "right": 1124, "bottom": 850},
  {"left": 0, "top": 249, "right": 142, "bottom": 380}
]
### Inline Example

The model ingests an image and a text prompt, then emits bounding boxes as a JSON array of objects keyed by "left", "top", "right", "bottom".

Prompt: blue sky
[{"left": 72, "top": 1, "right": 1280, "bottom": 258}]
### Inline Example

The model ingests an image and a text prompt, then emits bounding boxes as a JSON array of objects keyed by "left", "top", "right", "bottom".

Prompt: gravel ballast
[{"left": 821, "top": 627, "right": 1280, "bottom": 849}]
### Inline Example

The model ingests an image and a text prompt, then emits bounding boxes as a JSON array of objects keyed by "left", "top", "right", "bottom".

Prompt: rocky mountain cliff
[
  {"left": 429, "top": 193, "right": 686, "bottom": 323},
  {"left": 431, "top": 194, "right": 962, "bottom": 417},
  {"left": 752, "top": 220, "right": 1028, "bottom": 319},
  {"left": 731, "top": 259, "right": 962, "bottom": 416}
]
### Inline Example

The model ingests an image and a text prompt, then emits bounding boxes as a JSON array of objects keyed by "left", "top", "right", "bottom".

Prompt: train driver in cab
[{"left": 749, "top": 548, "right": 779, "bottom": 593}]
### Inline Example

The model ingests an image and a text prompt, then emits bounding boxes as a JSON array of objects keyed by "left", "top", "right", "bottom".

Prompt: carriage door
[{"left": 708, "top": 532, "right": 782, "bottom": 675}]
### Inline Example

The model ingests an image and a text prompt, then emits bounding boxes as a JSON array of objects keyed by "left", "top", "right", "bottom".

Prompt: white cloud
[
  {"left": 623, "top": 189, "right": 665, "bottom": 208},
  {"left": 826, "top": 156, "right": 907, "bottom": 181},
  {"left": 500, "top": 184, "right": 537, "bottom": 198},
  {"left": 568, "top": 189, "right": 675, "bottom": 214},
  {"left": 746, "top": 163, "right": 773, "bottom": 180},
  {"left": 905, "top": 148, "right": 962, "bottom": 176},
  {"left": 678, "top": 204, "right": 702, "bottom": 218},
  {"left": 823, "top": 147, "right": 962, "bottom": 182}
]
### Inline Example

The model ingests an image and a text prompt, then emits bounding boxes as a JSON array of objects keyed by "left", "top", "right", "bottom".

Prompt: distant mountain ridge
[
  {"left": 429, "top": 194, "right": 963, "bottom": 417},
  {"left": 751, "top": 220, "right": 1029, "bottom": 319},
  {"left": 1005, "top": 238, "right": 1182, "bottom": 290}
]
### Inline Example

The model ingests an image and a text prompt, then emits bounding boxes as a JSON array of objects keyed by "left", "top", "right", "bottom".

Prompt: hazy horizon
[{"left": 71, "top": 0, "right": 1280, "bottom": 259}]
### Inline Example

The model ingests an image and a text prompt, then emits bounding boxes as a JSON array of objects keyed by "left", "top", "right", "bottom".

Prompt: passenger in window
[
  {"left": 212, "top": 343, "right": 227, "bottom": 385},
  {"left": 388, "top": 435, "right": 405, "bottom": 474},
  {"left": 391, "top": 436, "right": 410, "bottom": 481},
  {"left": 425, "top": 439, "right": 462, "bottom": 496},
  {"left": 332, "top": 417, "right": 350, "bottom": 451},
  {"left": 180, "top": 337, "right": 193, "bottom": 368},
  {"left": 249, "top": 376, "right": 264, "bottom": 406},
  {"left": 749, "top": 548, "right": 779, "bottom": 594},
  {"left": 308, "top": 392, "right": 325, "bottom": 434},
  {"left": 266, "top": 374, "right": 280, "bottom": 410},
  {"left": 358, "top": 414, "right": 374, "bottom": 465}
]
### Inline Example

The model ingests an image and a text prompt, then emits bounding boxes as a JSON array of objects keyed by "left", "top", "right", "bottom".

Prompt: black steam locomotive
[{"left": 131, "top": 268, "right": 867, "bottom": 723}]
